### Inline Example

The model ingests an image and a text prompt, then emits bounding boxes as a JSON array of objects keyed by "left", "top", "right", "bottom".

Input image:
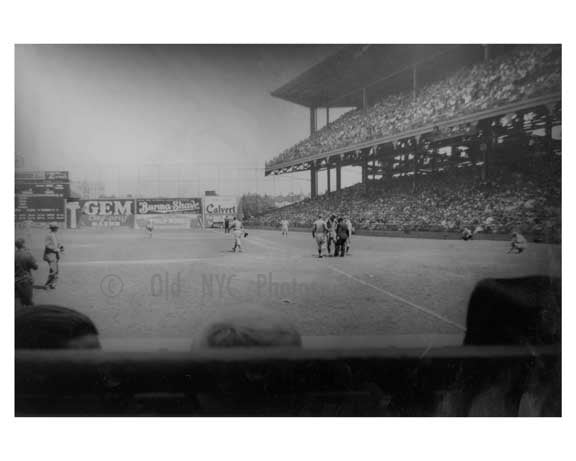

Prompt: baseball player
[
  {"left": 15, "top": 238, "right": 38, "bottom": 307},
  {"left": 344, "top": 218, "right": 353, "bottom": 254},
  {"left": 280, "top": 218, "right": 289, "bottom": 237},
  {"left": 145, "top": 219, "right": 154, "bottom": 238},
  {"left": 334, "top": 218, "right": 350, "bottom": 257},
  {"left": 312, "top": 214, "right": 328, "bottom": 258},
  {"left": 43, "top": 222, "right": 64, "bottom": 289},
  {"left": 325, "top": 215, "right": 337, "bottom": 255},
  {"left": 231, "top": 216, "right": 245, "bottom": 252},
  {"left": 509, "top": 232, "right": 528, "bottom": 254}
]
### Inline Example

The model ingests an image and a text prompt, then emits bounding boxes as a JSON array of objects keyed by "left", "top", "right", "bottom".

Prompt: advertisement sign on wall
[
  {"left": 67, "top": 199, "right": 135, "bottom": 228},
  {"left": 204, "top": 196, "right": 238, "bottom": 227},
  {"left": 134, "top": 198, "right": 203, "bottom": 229}
]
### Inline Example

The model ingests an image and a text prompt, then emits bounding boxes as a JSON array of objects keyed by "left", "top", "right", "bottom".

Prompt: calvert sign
[
  {"left": 67, "top": 199, "right": 135, "bottom": 228},
  {"left": 204, "top": 196, "right": 237, "bottom": 226}
]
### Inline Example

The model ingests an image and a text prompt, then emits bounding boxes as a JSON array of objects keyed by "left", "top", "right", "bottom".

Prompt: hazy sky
[{"left": 16, "top": 44, "right": 358, "bottom": 197}]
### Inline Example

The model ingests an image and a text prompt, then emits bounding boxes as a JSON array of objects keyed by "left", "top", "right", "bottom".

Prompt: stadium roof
[{"left": 271, "top": 44, "right": 515, "bottom": 108}]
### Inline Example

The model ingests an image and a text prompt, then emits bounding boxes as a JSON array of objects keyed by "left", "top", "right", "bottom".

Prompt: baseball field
[{"left": 16, "top": 226, "right": 561, "bottom": 350}]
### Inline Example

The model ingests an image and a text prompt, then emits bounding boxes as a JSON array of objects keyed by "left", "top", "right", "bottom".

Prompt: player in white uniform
[
  {"left": 280, "top": 218, "right": 289, "bottom": 237},
  {"left": 344, "top": 218, "right": 353, "bottom": 254},
  {"left": 312, "top": 215, "right": 327, "bottom": 258},
  {"left": 145, "top": 219, "right": 154, "bottom": 238},
  {"left": 509, "top": 232, "right": 527, "bottom": 254},
  {"left": 43, "top": 222, "right": 64, "bottom": 289},
  {"left": 231, "top": 217, "right": 244, "bottom": 252}
]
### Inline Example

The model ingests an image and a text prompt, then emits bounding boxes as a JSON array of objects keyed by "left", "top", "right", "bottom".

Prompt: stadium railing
[{"left": 16, "top": 345, "right": 561, "bottom": 416}]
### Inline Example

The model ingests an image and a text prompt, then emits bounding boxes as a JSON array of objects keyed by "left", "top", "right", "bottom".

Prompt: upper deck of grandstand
[
  {"left": 272, "top": 44, "right": 494, "bottom": 108},
  {"left": 267, "top": 44, "right": 561, "bottom": 172}
]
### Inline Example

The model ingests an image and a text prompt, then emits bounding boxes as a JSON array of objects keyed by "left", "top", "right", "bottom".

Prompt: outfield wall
[
  {"left": 66, "top": 199, "right": 135, "bottom": 229},
  {"left": 63, "top": 197, "right": 239, "bottom": 230},
  {"left": 134, "top": 198, "right": 203, "bottom": 230}
]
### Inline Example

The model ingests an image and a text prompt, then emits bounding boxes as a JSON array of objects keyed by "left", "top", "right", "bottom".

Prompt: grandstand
[{"left": 255, "top": 45, "right": 561, "bottom": 242}]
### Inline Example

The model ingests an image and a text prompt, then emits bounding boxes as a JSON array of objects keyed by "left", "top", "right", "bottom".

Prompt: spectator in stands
[
  {"left": 249, "top": 159, "right": 561, "bottom": 242},
  {"left": 197, "top": 310, "right": 302, "bottom": 348},
  {"left": 463, "top": 276, "right": 561, "bottom": 346},
  {"left": 15, "top": 305, "right": 101, "bottom": 349},
  {"left": 266, "top": 45, "right": 560, "bottom": 168},
  {"left": 193, "top": 310, "right": 302, "bottom": 415},
  {"left": 15, "top": 238, "right": 38, "bottom": 307}
]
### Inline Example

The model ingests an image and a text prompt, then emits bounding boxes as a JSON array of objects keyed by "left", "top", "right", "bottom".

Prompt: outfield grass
[{"left": 16, "top": 227, "right": 561, "bottom": 350}]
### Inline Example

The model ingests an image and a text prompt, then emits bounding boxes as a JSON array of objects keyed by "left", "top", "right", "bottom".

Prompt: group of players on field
[{"left": 310, "top": 215, "right": 353, "bottom": 258}]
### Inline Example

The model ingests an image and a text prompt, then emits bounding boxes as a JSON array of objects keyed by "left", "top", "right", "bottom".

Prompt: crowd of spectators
[
  {"left": 267, "top": 45, "right": 561, "bottom": 168},
  {"left": 249, "top": 160, "right": 561, "bottom": 242}
]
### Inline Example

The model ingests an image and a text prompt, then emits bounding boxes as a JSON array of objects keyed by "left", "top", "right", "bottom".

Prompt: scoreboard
[
  {"left": 15, "top": 195, "right": 66, "bottom": 223},
  {"left": 15, "top": 170, "right": 71, "bottom": 197},
  {"left": 15, "top": 171, "right": 69, "bottom": 223}
]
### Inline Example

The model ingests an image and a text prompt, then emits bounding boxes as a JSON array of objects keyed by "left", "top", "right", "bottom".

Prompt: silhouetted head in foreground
[
  {"left": 464, "top": 276, "right": 561, "bottom": 345},
  {"left": 15, "top": 305, "right": 101, "bottom": 350},
  {"left": 197, "top": 310, "right": 302, "bottom": 348}
]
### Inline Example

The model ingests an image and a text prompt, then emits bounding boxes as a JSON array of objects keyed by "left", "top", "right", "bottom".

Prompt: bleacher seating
[
  {"left": 249, "top": 159, "right": 561, "bottom": 241},
  {"left": 267, "top": 45, "right": 561, "bottom": 168}
]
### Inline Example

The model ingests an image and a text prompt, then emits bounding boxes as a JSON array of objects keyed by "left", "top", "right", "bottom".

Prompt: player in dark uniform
[
  {"left": 334, "top": 218, "right": 350, "bottom": 257},
  {"left": 326, "top": 215, "right": 337, "bottom": 256},
  {"left": 15, "top": 238, "right": 38, "bottom": 307}
]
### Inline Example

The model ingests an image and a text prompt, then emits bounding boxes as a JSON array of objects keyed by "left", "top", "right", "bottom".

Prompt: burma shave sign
[
  {"left": 136, "top": 198, "right": 202, "bottom": 215},
  {"left": 135, "top": 198, "right": 203, "bottom": 229},
  {"left": 67, "top": 199, "right": 135, "bottom": 228}
]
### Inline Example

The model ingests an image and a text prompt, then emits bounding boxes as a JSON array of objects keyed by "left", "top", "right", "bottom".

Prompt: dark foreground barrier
[{"left": 16, "top": 345, "right": 560, "bottom": 416}]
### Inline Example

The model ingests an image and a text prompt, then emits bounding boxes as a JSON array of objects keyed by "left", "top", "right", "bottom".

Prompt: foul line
[
  {"left": 61, "top": 257, "right": 211, "bottom": 266},
  {"left": 326, "top": 264, "right": 466, "bottom": 332},
  {"left": 247, "top": 232, "right": 466, "bottom": 332}
]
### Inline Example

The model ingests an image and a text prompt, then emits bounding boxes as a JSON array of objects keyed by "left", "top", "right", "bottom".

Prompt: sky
[{"left": 15, "top": 44, "right": 359, "bottom": 197}]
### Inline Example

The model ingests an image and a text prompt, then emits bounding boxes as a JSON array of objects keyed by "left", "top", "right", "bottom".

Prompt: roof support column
[
  {"left": 545, "top": 102, "right": 556, "bottom": 157},
  {"left": 310, "top": 162, "right": 318, "bottom": 199},
  {"left": 336, "top": 159, "right": 342, "bottom": 191},
  {"left": 309, "top": 107, "right": 317, "bottom": 136},
  {"left": 362, "top": 88, "right": 368, "bottom": 110},
  {"left": 413, "top": 136, "right": 421, "bottom": 191},
  {"left": 483, "top": 44, "right": 491, "bottom": 62},
  {"left": 326, "top": 107, "right": 330, "bottom": 125},
  {"left": 326, "top": 164, "right": 331, "bottom": 194},
  {"left": 412, "top": 65, "right": 418, "bottom": 101},
  {"left": 361, "top": 156, "right": 368, "bottom": 191}
]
